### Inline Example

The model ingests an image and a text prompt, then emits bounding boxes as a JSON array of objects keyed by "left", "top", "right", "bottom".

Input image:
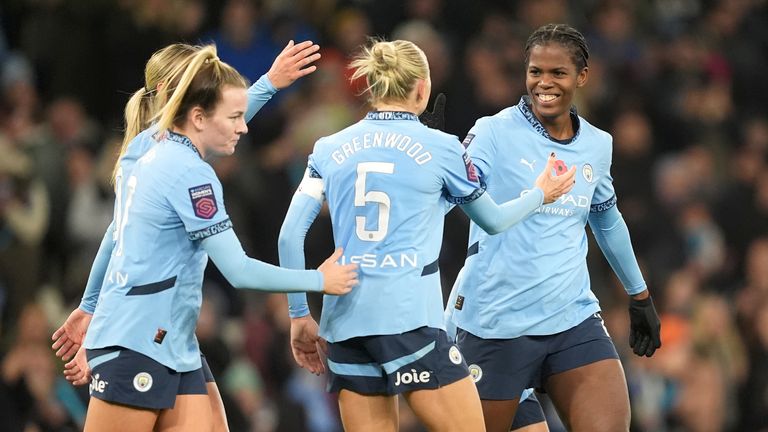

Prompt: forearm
[
  {"left": 460, "top": 189, "right": 543, "bottom": 234},
  {"left": 79, "top": 222, "right": 115, "bottom": 313},
  {"left": 245, "top": 74, "right": 278, "bottom": 122},
  {"left": 203, "top": 229, "right": 323, "bottom": 293},
  {"left": 279, "top": 192, "right": 323, "bottom": 318},
  {"left": 588, "top": 205, "right": 646, "bottom": 295}
]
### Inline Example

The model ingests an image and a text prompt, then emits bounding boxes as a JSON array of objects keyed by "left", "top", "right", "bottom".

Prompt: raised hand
[
  {"left": 51, "top": 308, "right": 92, "bottom": 361},
  {"left": 267, "top": 40, "right": 322, "bottom": 89},
  {"left": 318, "top": 248, "right": 358, "bottom": 295},
  {"left": 63, "top": 345, "right": 91, "bottom": 386},
  {"left": 419, "top": 93, "right": 447, "bottom": 131},
  {"left": 290, "top": 315, "right": 327, "bottom": 374},
  {"left": 535, "top": 153, "right": 577, "bottom": 204}
]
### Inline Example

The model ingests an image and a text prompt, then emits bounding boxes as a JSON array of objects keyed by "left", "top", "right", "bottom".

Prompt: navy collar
[
  {"left": 166, "top": 130, "right": 202, "bottom": 158},
  {"left": 517, "top": 96, "right": 581, "bottom": 144},
  {"left": 365, "top": 111, "right": 419, "bottom": 121}
]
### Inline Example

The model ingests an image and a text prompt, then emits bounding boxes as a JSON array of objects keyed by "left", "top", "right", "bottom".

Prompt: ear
[
  {"left": 416, "top": 79, "right": 428, "bottom": 102},
  {"left": 576, "top": 67, "right": 589, "bottom": 88},
  {"left": 189, "top": 106, "right": 206, "bottom": 131}
]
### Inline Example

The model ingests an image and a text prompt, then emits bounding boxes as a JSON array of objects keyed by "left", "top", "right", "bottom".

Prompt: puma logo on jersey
[{"left": 520, "top": 158, "right": 536, "bottom": 172}]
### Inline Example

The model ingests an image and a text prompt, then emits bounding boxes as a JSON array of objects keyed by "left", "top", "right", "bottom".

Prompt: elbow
[
  {"left": 477, "top": 221, "right": 502, "bottom": 235},
  {"left": 223, "top": 273, "right": 246, "bottom": 289}
]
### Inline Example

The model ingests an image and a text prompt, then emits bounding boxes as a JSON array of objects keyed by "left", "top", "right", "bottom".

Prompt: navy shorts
[
  {"left": 511, "top": 393, "right": 546, "bottom": 430},
  {"left": 86, "top": 347, "right": 209, "bottom": 410},
  {"left": 200, "top": 353, "right": 215, "bottom": 383},
  {"left": 327, "top": 326, "right": 469, "bottom": 395},
  {"left": 458, "top": 313, "right": 618, "bottom": 400}
]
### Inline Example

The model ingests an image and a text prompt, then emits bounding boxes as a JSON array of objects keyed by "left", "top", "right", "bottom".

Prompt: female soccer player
[
  {"left": 278, "top": 38, "right": 576, "bottom": 431},
  {"left": 52, "top": 39, "right": 322, "bottom": 431},
  {"left": 447, "top": 24, "right": 662, "bottom": 432},
  {"left": 59, "top": 45, "right": 357, "bottom": 432}
]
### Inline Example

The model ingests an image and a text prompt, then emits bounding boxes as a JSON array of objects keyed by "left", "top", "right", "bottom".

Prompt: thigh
[
  {"left": 206, "top": 382, "right": 228, "bottom": 432},
  {"left": 155, "top": 394, "right": 214, "bottom": 432},
  {"left": 199, "top": 355, "right": 228, "bottom": 432},
  {"left": 457, "top": 329, "right": 545, "bottom": 401},
  {"left": 84, "top": 397, "right": 159, "bottom": 432},
  {"left": 338, "top": 389, "right": 398, "bottom": 432},
  {"left": 404, "top": 375, "right": 484, "bottom": 432},
  {"left": 511, "top": 394, "right": 548, "bottom": 432},
  {"left": 545, "top": 359, "right": 629, "bottom": 432}
]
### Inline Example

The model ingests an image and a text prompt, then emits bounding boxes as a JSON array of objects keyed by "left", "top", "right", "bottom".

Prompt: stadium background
[{"left": 0, "top": 0, "right": 766, "bottom": 431}]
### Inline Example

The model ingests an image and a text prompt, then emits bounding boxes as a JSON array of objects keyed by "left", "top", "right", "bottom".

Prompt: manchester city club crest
[
  {"left": 468, "top": 364, "right": 483, "bottom": 383},
  {"left": 133, "top": 372, "right": 153, "bottom": 392},
  {"left": 582, "top": 163, "right": 594, "bottom": 183},
  {"left": 449, "top": 346, "right": 463, "bottom": 365}
]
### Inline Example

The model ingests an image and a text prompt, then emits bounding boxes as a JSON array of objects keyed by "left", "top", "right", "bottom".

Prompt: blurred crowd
[{"left": 0, "top": 0, "right": 766, "bottom": 431}]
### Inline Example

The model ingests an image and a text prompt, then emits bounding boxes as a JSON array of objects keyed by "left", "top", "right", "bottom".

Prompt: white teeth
[{"left": 538, "top": 94, "right": 557, "bottom": 102}]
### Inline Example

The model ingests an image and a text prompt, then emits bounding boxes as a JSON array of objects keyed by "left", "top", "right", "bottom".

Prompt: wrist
[{"left": 631, "top": 289, "right": 650, "bottom": 301}]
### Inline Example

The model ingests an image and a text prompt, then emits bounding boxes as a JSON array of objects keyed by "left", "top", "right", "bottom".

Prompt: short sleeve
[
  {"left": 442, "top": 139, "right": 485, "bottom": 205},
  {"left": 166, "top": 163, "right": 232, "bottom": 239},
  {"left": 463, "top": 117, "right": 497, "bottom": 181},
  {"left": 590, "top": 136, "right": 617, "bottom": 213}
]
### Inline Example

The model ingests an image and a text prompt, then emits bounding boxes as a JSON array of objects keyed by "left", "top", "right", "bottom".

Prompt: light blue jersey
[
  {"left": 79, "top": 74, "right": 277, "bottom": 314},
  {"left": 84, "top": 132, "right": 232, "bottom": 372},
  {"left": 452, "top": 97, "right": 615, "bottom": 339},
  {"left": 309, "top": 112, "right": 483, "bottom": 343}
]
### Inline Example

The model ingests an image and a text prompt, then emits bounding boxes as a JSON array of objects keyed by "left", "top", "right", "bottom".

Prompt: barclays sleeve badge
[{"left": 189, "top": 184, "right": 218, "bottom": 219}]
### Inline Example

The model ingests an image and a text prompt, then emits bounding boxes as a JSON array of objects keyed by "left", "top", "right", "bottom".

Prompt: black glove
[
  {"left": 628, "top": 295, "right": 662, "bottom": 357},
  {"left": 419, "top": 93, "right": 446, "bottom": 131}
]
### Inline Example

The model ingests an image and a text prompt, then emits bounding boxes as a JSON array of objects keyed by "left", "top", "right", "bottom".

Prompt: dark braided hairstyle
[{"left": 524, "top": 24, "right": 589, "bottom": 71}]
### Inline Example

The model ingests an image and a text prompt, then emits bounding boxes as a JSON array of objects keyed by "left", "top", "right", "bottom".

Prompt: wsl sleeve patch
[
  {"left": 189, "top": 184, "right": 218, "bottom": 219},
  {"left": 462, "top": 151, "right": 479, "bottom": 182},
  {"left": 462, "top": 133, "right": 475, "bottom": 148}
]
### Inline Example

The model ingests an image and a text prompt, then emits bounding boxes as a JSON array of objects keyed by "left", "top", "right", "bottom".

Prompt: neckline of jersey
[
  {"left": 365, "top": 111, "right": 419, "bottom": 121},
  {"left": 517, "top": 96, "right": 581, "bottom": 145},
  {"left": 166, "top": 130, "right": 202, "bottom": 158}
]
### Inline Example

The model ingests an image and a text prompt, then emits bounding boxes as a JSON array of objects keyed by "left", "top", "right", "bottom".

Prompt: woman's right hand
[
  {"left": 318, "top": 248, "right": 358, "bottom": 295},
  {"left": 535, "top": 153, "right": 577, "bottom": 204}
]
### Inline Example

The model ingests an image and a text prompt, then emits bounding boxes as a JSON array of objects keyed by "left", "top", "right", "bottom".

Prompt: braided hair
[{"left": 524, "top": 24, "right": 589, "bottom": 71}]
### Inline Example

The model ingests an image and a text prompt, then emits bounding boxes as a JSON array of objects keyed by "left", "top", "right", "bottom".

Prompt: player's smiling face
[{"left": 526, "top": 43, "right": 588, "bottom": 123}]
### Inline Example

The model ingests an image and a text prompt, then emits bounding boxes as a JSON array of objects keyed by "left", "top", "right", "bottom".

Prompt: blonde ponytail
[
  {"left": 111, "top": 43, "right": 199, "bottom": 183},
  {"left": 350, "top": 39, "right": 429, "bottom": 106}
]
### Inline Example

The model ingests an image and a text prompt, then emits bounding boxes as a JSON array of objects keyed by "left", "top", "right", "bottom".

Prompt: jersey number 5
[{"left": 355, "top": 162, "right": 394, "bottom": 241}]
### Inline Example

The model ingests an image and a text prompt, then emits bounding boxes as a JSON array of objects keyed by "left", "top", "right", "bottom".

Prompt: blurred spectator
[
  {"left": 1, "top": 302, "right": 84, "bottom": 431},
  {"left": 0, "top": 131, "right": 48, "bottom": 329}
]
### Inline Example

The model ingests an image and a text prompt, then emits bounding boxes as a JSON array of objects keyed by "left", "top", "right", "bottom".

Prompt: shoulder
[
  {"left": 579, "top": 117, "right": 613, "bottom": 146},
  {"left": 472, "top": 106, "right": 519, "bottom": 132},
  {"left": 152, "top": 141, "right": 214, "bottom": 179},
  {"left": 312, "top": 121, "right": 363, "bottom": 151}
]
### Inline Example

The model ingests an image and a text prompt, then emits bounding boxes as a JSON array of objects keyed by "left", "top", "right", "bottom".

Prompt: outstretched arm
[
  {"left": 460, "top": 190, "right": 544, "bottom": 235},
  {"left": 459, "top": 154, "right": 575, "bottom": 234},
  {"left": 203, "top": 229, "right": 354, "bottom": 295}
]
